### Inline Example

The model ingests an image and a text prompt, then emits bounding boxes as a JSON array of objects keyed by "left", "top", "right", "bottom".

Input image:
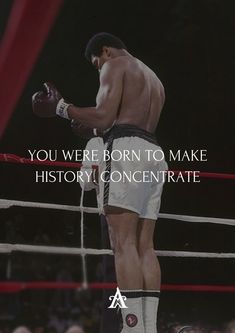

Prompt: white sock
[
  {"left": 120, "top": 290, "right": 145, "bottom": 333},
  {"left": 142, "top": 290, "right": 160, "bottom": 333}
]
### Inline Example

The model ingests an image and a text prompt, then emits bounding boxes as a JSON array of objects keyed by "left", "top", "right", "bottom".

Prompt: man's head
[
  {"left": 85, "top": 32, "right": 127, "bottom": 70},
  {"left": 12, "top": 326, "right": 31, "bottom": 333},
  {"left": 65, "top": 325, "right": 84, "bottom": 333}
]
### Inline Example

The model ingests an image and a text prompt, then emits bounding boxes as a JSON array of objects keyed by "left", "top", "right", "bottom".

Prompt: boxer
[{"left": 32, "top": 32, "right": 167, "bottom": 333}]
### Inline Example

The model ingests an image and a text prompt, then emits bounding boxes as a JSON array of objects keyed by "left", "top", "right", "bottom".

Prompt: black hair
[{"left": 85, "top": 32, "right": 127, "bottom": 62}]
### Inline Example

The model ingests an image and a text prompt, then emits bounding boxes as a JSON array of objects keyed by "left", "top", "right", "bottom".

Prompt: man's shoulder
[
  {"left": 103, "top": 56, "right": 129, "bottom": 70},
  {"left": 100, "top": 58, "right": 126, "bottom": 79}
]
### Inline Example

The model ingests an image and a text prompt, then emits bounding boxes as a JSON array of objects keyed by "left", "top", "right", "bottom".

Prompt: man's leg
[
  {"left": 138, "top": 218, "right": 161, "bottom": 333},
  {"left": 106, "top": 208, "right": 142, "bottom": 289},
  {"left": 100, "top": 214, "right": 120, "bottom": 333},
  {"left": 105, "top": 207, "right": 144, "bottom": 332}
]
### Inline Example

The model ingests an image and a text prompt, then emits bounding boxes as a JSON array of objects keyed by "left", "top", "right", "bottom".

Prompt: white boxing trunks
[{"left": 99, "top": 124, "right": 168, "bottom": 220}]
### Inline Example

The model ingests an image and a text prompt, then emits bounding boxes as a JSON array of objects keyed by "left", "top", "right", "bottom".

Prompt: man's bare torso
[{"left": 98, "top": 55, "right": 165, "bottom": 133}]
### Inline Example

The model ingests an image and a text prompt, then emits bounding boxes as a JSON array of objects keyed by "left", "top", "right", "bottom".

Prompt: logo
[
  {"left": 108, "top": 287, "right": 127, "bottom": 309},
  {"left": 126, "top": 314, "right": 138, "bottom": 327}
]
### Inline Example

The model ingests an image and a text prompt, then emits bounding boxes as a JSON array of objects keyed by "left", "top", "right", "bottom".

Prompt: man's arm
[{"left": 68, "top": 58, "right": 124, "bottom": 130}]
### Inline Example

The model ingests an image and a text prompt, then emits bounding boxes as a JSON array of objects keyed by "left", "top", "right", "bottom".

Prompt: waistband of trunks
[{"left": 103, "top": 124, "right": 158, "bottom": 145}]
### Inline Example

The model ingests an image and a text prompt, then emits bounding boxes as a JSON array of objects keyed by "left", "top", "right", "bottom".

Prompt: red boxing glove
[{"left": 32, "top": 82, "right": 62, "bottom": 118}]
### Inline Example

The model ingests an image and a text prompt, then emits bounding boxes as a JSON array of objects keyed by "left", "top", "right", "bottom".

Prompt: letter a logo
[{"left": 108, "top": 287, "right": 128, "bottom": 309}]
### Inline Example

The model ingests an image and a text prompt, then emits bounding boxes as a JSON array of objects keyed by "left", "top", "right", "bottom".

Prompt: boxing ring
[
  {"left": 0, "top": 153, "right": 235, "bottom": 295},
  {"left": 0, "top": 0, "right": 234, "bottom": 296}
]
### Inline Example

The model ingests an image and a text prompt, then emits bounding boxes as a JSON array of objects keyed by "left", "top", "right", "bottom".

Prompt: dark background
[{"left": 0, "top": 0, "right": 235, "bottom": 327}]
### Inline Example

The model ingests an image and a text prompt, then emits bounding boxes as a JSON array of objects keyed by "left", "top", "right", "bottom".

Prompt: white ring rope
[
  {"left": 159, "top": 213, "right": 235, "bottom": 226},
  {"left": 0, "top": 198, "right": 100, "bottom": 214},
  {"left": 0, "top": 243, "right": 234, "bottom": 258},
  {"left": 79, "top": 187, "right": 88, "bottom": 286},
  {"left": 1, "top": 198, "right": 235, "bottom": 226},
  {"left": 1, "top": 198, "right": 235, "bottom": 262}
]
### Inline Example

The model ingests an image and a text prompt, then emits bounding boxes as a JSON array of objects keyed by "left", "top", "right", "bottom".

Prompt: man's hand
[
  {"left": 71, "top": 120, "right": 94, "bottom": 139},
  {"left": 32, "top": 82, "right": 62, "bottom": 118},
  {"left": 71, "top": 120, "right": 103, "bottom": 139}
]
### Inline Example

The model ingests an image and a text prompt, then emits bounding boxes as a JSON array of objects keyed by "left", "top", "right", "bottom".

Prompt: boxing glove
[{"left": 32, "top": 82, "right": 68, "bottom": 118}]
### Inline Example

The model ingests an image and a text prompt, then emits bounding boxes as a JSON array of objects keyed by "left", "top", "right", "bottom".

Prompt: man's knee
[
  {"left": 107, "top": 214, "right": 139, "bottom": 255},
  {"left": 138, "top": 237, "right": 154, "bottom": 257},
  {"left": 112, "top": 236, "right": 137, "bottom": 255}
]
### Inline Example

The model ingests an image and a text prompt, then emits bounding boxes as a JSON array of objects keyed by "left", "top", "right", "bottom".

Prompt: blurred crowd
[
  {"left": 0, "top": 211, "right": 102, "bottom": 333},
  {"left": 0, "top": 318, "right": 235, "bottom": 333},
  {"left": 0, "top": 261, "right": 102, "bottom": 333},
  {"left": 0, "top": 212, "right": 235, "bottom": 333}
]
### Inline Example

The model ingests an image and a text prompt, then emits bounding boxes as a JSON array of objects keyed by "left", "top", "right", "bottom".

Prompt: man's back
[{"left": 113, "top": 55, "right": 165, "bottom": 133}]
